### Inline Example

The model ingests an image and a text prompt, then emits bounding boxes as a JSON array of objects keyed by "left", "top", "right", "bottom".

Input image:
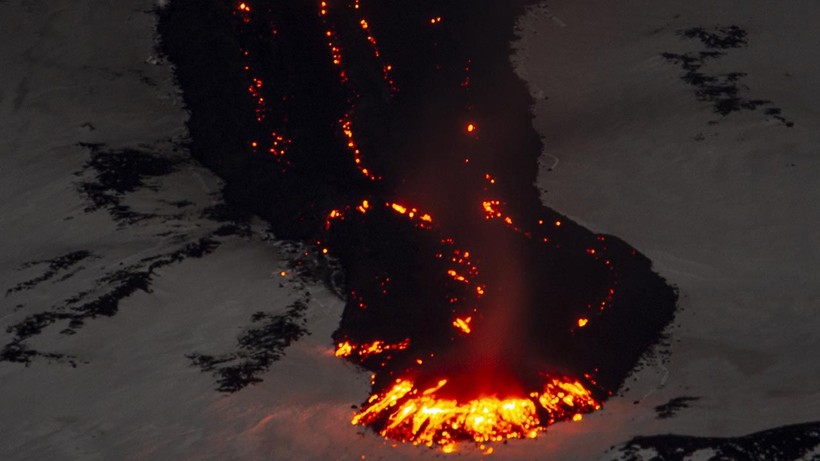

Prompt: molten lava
[
  {"left": 452, "top": 316, "right": 472, "bottom": 334},
  {"left": 351, "top": 377, "right": 600, "bottom": 449},
  {"left": 335, "top": 339, "right": 410, "bottom": 358}
]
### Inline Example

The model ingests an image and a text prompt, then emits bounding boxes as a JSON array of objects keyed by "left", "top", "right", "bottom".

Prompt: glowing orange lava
[
  {"left": 452, "top": 316, "right": 472, "bottom": 334},
  {"left": 235, "top": 4, "right": 294, "bottom": 159},
  {"left": 387, "top": 202, "right": 435, "bottom": 228},
  {"left": 351, "top": 377, "right": 601, "bottom": 450},
  {"left": 335, "top": 339, "right": 410, "bottom": 358},
  {"left": 340, "top": 114, "right": 379, "bottom": 180}
]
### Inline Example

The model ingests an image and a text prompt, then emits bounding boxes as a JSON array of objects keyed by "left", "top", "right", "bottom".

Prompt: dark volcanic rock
[
  {"left": 612, "top": 421, "right": 820, "bottom": 461},
  {"left": 655, "top": 396, "right": 700, "bottom": 419},
  {"left": 663, "top": 26, "right": 793, "bottom": 126}
]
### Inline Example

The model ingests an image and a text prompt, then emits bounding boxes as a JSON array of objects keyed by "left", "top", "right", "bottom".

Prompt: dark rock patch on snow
[
  {"left": 663, "top": 26, "right": 793, "bottom": 126},
  {"left": 5, "top": 250, "right": 95, "bottom": 296},
  {"left": 76, "top": 142, "right": 182, "bottom": 224},
  {"left": 188, "top": 300, "right": 309, "bottom": 392},
  {"left": 1, "top": 238, "right": 219, "bottom": 365},
  {"left": 654, "top": 396, "right": 700, "bottom": 419},
  {"left": 610, "top": 420, "right": 820, "bottom": 461}
]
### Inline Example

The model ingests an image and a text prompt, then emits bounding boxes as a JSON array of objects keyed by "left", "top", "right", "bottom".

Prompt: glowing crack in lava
[{"left": 158, "top": 0, "right": 677, "bottom": 453}]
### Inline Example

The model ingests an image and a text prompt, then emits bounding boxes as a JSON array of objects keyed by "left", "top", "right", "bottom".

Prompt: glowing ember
[
  {"left": 335, "top": 341, "right": 354, "bottom": 357},
  {"left": 385, "top": 202, "right": 435, "bottom": 228},
  {"left": 446, "top": 269, "right": 467, "bottom": 282},
  {"left": 335, "top": 339, "right": 410, "bottom": 358},
  {"left": 356, "top": 200, "right": 370, "bottom": 213},
  {"left": 340, "top": 116, "right": 379, "bottom": 180},
  {"left": 452, "top": 316, "right": 472, "bottom": 334},
  {"left": 482, "top": 200, "right": 502, "bottom": 219}
]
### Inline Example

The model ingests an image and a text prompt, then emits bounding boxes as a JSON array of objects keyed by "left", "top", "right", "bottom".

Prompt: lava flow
[
  {"left": 158, "top": 0, "right": 678, "bottom": 454},
  {"left": 352, "top": 376, "right": 601, "bottom": 450}
]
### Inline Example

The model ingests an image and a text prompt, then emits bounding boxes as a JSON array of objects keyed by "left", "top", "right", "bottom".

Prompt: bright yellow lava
[{"left": 352, "top": 377, "right": 600, "bottom": 451}]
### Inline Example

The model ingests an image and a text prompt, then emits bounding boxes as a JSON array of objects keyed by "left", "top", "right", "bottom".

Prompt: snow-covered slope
[{"left": 0, "top": 1, "right": 366, "bottom": 459}]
